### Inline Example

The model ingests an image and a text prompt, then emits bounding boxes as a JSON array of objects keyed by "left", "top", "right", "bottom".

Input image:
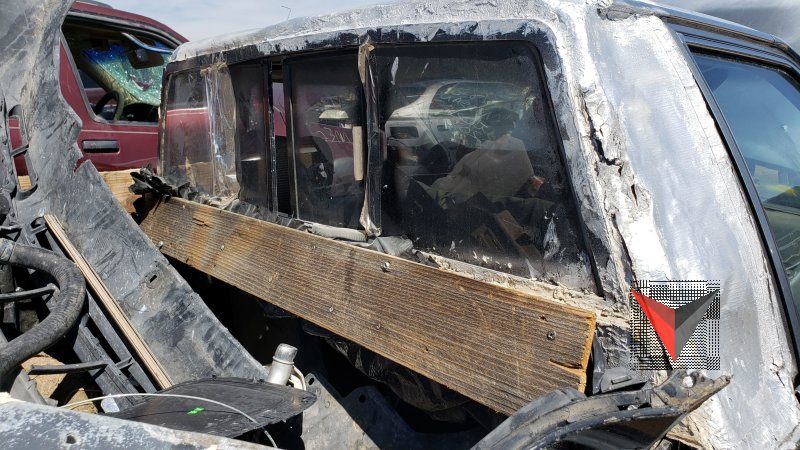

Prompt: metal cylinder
[{"left": 266, "top": 343, "right": 297, "bottom": 386}]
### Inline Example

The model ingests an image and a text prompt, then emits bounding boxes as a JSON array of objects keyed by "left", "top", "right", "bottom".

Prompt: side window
[
  {"left": 230, "top": 64, "right": 269, "bottom": 208},
  {"left": 693, "top": 53, "right": 800, "bottom": 310},
  {"left": 161, "top": 71, "right": 212, "bottom": 192},
  {"left": 285, "top": 54, "right": 365, "bottom": 229},
  {"left": 62, "top": 20, "right": 172, "bottom": 123},
  {"left": 374, "top": 42, "right": 594, "bottom": 288}
]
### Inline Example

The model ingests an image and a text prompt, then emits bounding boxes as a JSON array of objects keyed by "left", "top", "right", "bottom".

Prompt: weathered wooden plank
[
  {"left": 19, "top": 169, "right": 139, "bottom": 213},
  {"left": 139, "top": 197, "right": 596, "bottom": 414}
]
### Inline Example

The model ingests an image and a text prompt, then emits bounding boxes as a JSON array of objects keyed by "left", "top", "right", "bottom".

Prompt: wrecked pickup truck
[
  {"left": 10, "top": 1, "right": 187, "bottom": 175},
  {"left": 0, "top": 0, "right": 798, "bottom": 449}
]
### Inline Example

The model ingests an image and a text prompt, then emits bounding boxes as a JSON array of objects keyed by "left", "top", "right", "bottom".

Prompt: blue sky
[{"left": 105, "top": 0, "right": 382, "bottom": 41}]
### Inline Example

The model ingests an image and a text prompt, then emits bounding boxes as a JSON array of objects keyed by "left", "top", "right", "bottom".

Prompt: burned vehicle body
[
  {"left": 157, "top": 0, "right": 800, "bottom": 448},
  {"left": 0, "top": 0, "right": 798, "bottom": 448}
]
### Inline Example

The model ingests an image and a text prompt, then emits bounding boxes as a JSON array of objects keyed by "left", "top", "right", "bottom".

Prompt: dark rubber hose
[{"left": 0, "top": 238, "right": 86, "bottom": 377}]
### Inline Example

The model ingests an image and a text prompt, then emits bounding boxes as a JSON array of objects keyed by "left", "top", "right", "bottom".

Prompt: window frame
[
  {"left": 163, "top": 23, "right": 606, "bottom": 294},
  {"left": 672, "top": 24, "right": 800, "bottom": 358},
  {"left": 61, "top": 15, "right": 178, "bottom": 127}
]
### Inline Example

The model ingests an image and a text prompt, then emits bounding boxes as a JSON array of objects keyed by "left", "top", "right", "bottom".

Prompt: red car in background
[{"left": 10, "top": 0, "right": 186, "bottom": 173}]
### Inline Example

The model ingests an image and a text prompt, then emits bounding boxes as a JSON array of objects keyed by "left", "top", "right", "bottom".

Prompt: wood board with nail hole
[{"left": 139, "top": 197, "right": 596, "bottom": 415}]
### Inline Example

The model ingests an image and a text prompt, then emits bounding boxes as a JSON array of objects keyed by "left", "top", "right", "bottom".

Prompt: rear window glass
[
  {"left": 160, "top": 67, "right": 238, "bottom": 199},
  {"left": 160, "top": 43, "right": 596, "bottom": 290},
  {"left": 374, "top": 42, "right": 594, "bottom": 287},
  {"left": 285, "top": 54, "right": 365, "bottom": 229},
  {"left": 161, "top": 71, "right": 212, "bottom": 191}
]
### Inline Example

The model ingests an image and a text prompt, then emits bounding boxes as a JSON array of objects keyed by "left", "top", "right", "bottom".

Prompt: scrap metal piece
[
  {"left": 0, "top": 401, "right": 269, "bottom": 449},
  {"left": 109, "top": 377, "right": 316, "bottom": 437},
  {"left": 473, "top": 370, "right": 729, "bottom": 449}
]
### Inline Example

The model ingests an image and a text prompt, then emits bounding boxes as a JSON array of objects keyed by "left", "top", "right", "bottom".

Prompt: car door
[{"left": 60, "top": 17, "right": 176, "bottom": 172}]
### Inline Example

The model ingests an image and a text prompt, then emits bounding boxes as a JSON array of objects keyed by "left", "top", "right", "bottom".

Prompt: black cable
[{"left": 0, "top": 284, "right": 56, "bottom": 302}]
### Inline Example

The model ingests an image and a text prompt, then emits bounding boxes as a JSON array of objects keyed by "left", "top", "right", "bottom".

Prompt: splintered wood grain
[
  {"left": 19, "top": 169, "right": 138, "bottom": 213},
  {"left": 140, "top": 198, "right": 596, "bottom": 414}
]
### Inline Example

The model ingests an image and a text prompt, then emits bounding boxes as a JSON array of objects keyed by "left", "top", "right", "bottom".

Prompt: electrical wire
[
  {"left": 292, "top": 366, "right": 307, "bottom": 391},
  {"left": 0, "top": 284, "right": 56, "bottom": 302},
  {"left": 61, "top": 392, "right": 278, "bottom": 448}
]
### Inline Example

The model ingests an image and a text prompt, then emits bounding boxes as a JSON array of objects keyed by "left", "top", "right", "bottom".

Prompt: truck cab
[
  {"left": 153, "top": 1, "right": 800, "bottom": 447},
  {"left": 10, "top": 1, "right": 185, "bottom": 174}
]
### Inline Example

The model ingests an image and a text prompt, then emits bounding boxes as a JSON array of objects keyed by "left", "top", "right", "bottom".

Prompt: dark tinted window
[
  {"left": 230, "top": 64, "right": 269, "bottom": 208},
  {"left": 694, "top": 54, "right": 800, "bottom": 307},
  {"left": 374, "top": 42, "right": 594, "bottom": 288},
  {"left": 286, "top": 54, "right": 365, "bottom": 228}
]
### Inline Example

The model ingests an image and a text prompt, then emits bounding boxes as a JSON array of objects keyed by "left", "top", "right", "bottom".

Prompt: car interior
[{"left": 62, "top": 19, "right": 173, "bottom": 123}]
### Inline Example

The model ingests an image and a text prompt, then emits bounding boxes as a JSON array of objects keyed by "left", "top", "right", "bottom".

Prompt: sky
[
  {"left": 105, "top": 0, "right": 382, "bottom": 41},
  {"left": 103, "top": 1, "right": 800, "bottom": 49}
]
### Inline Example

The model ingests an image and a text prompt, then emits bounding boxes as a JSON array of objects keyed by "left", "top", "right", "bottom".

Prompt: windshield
[
  {"left": 63, "top": 20, "right": 174, "bottom": 122},
  {"left": 81, "top": 42, "right": 167, "bottom": 106}
]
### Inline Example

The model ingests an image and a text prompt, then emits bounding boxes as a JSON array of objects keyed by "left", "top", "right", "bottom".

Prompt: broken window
[
  {"left": 161, "top": 66, "right": 238, "bottom": 200},
  {"left": 373, "top": 42, "right": 593, "bottom": 287},
  {"left": 202, "top": 63, "right": 239, "bottom": 200},
  {"left": 63, "top": 20, "right": 172, "bottom": 123},
  {"left": 285, "top": 54, "right": 365, "bottom": 229},
  {"left": 160, "top": 44, "right": 594, "bottom": 289},
  {"left": 161, "top": 71, "right": 210, "bottom": 191}
]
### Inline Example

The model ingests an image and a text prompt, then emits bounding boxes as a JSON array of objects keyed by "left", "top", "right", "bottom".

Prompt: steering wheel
[{"left": 92, "top": 91, "right": 124, "bottom": 120}]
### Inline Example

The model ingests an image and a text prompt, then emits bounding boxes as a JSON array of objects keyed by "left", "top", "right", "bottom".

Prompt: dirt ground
[{"left": 21, "top": 353, "right": 99, "bottom": 413}]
